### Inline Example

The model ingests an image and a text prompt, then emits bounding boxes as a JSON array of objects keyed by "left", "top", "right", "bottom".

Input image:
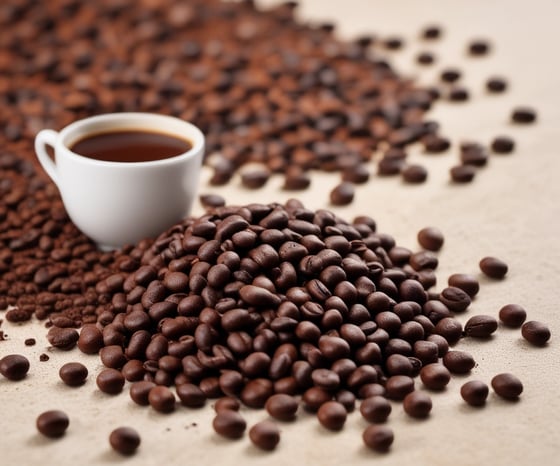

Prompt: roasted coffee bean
[
  {"left": 511, "top": 107, "right": 537, "bottom": 124},
  {"left": 421, "top": 25, "right": 442, "bottom": 39},
  {"left": 240, "top": 379, "right": 274, "bottom": 409},
  {"left": 420, "top": 363, "right": 451, "bottom": 391},
  {"left": 460, "top": 380, "right": 489, "bottom": 406},
  {"left": 96, "top": 368, "right": 125, "bottom": 395},
  {"left": 362, "top": 425, "right": 394, "bottom": 452},
  {"left": 265, "top": 393, "right": 298, "bottom": 421},
  {"left": 486, "top": 77, "right": 508, "bottom": 93},
  {"left": 0, "top": 354, "right": 30, "bottom": 381},
  {"left": 330, "top": 182, "right": 355, "bottom": 206},
  {"left": 36, "top": 410, "right": 69, "bottom": 438},
  {"left": 413, "top": 341, "right": 439, "bottom": 365},
  {"left": 416, "top": 51, "right": 435, "bottom": 65},
  {"left": 176, "top": 383, "right": 207, "bottom": 408},
  {"left": 468, "top": 39, "right": 490, "bottom": 55},
  {"left": 439, "top": 287, "right": 471, "bottom": 312},
  {"left": 360, "top": 395, "right": 392, "bottom": 423},
  {"left": 464, "top": 315, "right": 498, "bottom": 338},
  {"left": 100, "top": 345, "right": 128, "bottom": 369},
  {"left": 442, "top": 350, "right": 475, "bottom": 374},
  {"left": 440, "top": 68, "right": 461, "bottom": 83},
  {"left": 342, "top": 165, "right": 370, "bottom": 184},
  {"left": 491, "top": 136, "right": 515, "bottom": 154},
  {"left": 521, "top": 321, "right": 551, "bottom": 346},
  {"left": 402, "top": 164, "right": 428, "bottom": 184},
  {"left": 59, "top": 362, "right": 88, "bottom": 386},
  {"left": 200, "top": 194, "right": 226, "bottom": 208},
  {"left": 417, "top": 227, "right": 444, "bottom": 251},
  {"left": 335, "top": 390, "right": 356, "bottom": 412},
  {"left": 448, "top": 273, "right": 479, "bottom": 298},
  {"left": 450, "top": 165, "right": 476, "bottom": 183},
  {"left": 491, "top": 373, "right": 523, "bottom": 400},
  {"left": 25, "top": 338, "right": 36, "bottom": 346},
  {"left": 129, "top": 381, "right": 156, "bottom": 406},
  {"left": 302, "top": 387, "right": 332, "bottom": 412},
  {"left": 384, "top": 36, "right": 404, "bottom": 50},
  {"left": 213, "top": 410, "right": 246, "bottom": 439},
  {"left": 148, "top": 386, "right": 176, "bottom": 413},
  {"left": 109, "top": 427, "right": 141, "bottom": 455},
  {"left": 479, "top": 256, "right": 508, "bottom": 279},
  {"left": 403, "top": 391, "right": 432, "bottom": 418},
  {"left": 214, "top": 397, "right": 240, "bottom": 413},
  {"left": 47, "top": 326, "right": 79, "bottom": 350},
  {"left": 78, "top": 324, "right": 104, "bottom": 354},
  {"left": 385, "top": 375, "right": 415, "bottom": 400},
  {"left": 448, "top": 87, "right": 469, "bottom": 102},
  {"left": 249, "top": 420, "right": 280, "bottom": 451},
  {"left": 498, "top": 304, "right": 527, "bottom": 328},
  {"left": 434, "top": 317, "right": 463, "bottom": 344},
  {"left": 241, "top": 168, "right": 270, "bottom": 189},
  {"left": 317, "top": 401, "right": 347, "bottom": 431}
]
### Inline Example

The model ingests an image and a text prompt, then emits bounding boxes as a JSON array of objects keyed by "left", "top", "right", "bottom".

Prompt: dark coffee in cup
[{"left": 70, "top": 129, "right": 192, "bottom": 163}]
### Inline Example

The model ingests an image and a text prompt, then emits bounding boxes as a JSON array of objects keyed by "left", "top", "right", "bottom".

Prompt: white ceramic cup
[{"left": 34, "top": 112, "right": 204, "bottom": 250}]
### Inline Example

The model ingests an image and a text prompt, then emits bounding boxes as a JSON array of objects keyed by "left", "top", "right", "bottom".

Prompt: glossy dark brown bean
[
  {"left": 468, "top": 39, "right": 490, "bottom": 55},
  {"left": 36, "top": 410, "right": 69, "bottom": 438},
  {"left": 96, "top": 368, "right": 125, "bottom": 395},
  {"left": 109, "top": 427, "right": 141, "bottom": 455},
  {"left": 479, "top": 257, "right": 508, "bottom": 279},
  {"left": 491, "top": 136, "right": 515, "bottom": 154},
  {"left": 439, "top": 287, "right": 471, "bottom": 312},
  {"left": 249, "top": 421, "right": 280, "bottom": 451},
  {"left": 403, "top": 391, "right": 432, "bottom": 418},
  {"left": 442, "top": 351, "right": 475, "bottom": 374},
  {"left": 0, "top": 354, "right": 30, "bottom": 381},
  {"left": 464, "top": 315, "right": 498, "bottom": 338},
  {"left": 402, "top": 164, "right": 428, "bottom": 183},
  {"left": 317, "top": 401, "right": 347, "bottom": 431},
  {"left": 362, "top": 425, "right": 394, "bottom": 452},
  {"left": 420, "top": 364, "right": 451, "bottom": 391},
  {"left": 148, "top": 386, "right": 176, "bottom": 413},
  {"left": 47, "top": 326, "right": 79, "bottom": 350},
  {"left": 498, "top": 304, "right": 527, "bottom": 328},
  {"left": 486, "top": 77, "right": 508, "bottom": 93},
  {"left": 491, "top": 373, "right": 523, "bottom": 400},
  {"left": 130, "top": 381, "right": 156, "bottom": 406},
  {"left": 460, "top": 380, "right": 489, "bottom": 406},
  {"left": 448, "top": 274, "right": 479, "bottom": 298},
  {"left": 511, "top": 107, "right": 537, "bottom": 124},
  {"left": 265, "top": 394, "right": 298, "bottom": 421},
  {"left": 417, "top": 227, "right": 444, "bottom": 251},
  {"left": 385, "top": 375, "right": 415, "bottom": 400},
  {"left": 521, "top": 321, "right": 551, "bottom": 346},
  {"left": 450, "top": 165, "right": 476, "bottom": 183},
  {"left": 78, "top": 324, "right": 104, "bottom": 354},
  {"left": 330, "top": 182, "right": 355, "bottom": 206},
  {"left": 360, "top": 396, "right": 392, "bottom": 423},
  {"left": 59, "top": 362, "right": 88, "bottom": 386},
  {"left": 213, "top": 410, "right": 246, "bottom": 439}
]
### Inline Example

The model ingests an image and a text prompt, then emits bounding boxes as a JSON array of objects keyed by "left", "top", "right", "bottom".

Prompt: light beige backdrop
[{"left": 1, "top": 1, "right": 559, "bottom": 465}]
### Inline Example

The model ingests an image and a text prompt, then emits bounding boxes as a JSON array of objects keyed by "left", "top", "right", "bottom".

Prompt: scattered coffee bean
[
  {"left": 78, "top": 325, "right": 104, "bottom": 354},
  {"left": 421, "top": 25, "right": 442, "bottom": 40},
  {"left": 241, "top": 168, "right": 270, "bottom": 189},
  {"left": 491, "top": 373, "right": 523, "bottom": 400},
  {"left": 317, "top": 401, "right": 347, "bottom": 431},
  {"left": 39, "top": 354, "right": 50, "bottom": 362},
  {"left": 439, "top": 287, "right": 471, "bottom": 312},
  {"left": 360, "top": 396, "right": 392, "bottom": 423},
  {"left": 442, "top": 351, "right": 475, "bottom": 374},
  {"left": 403, "top": 391, "right": 432, "bottom": 418},
  {"left": 385, "top": 375, "right": 415, "bottom": 400},
  {"left": 420, "top": 364, "right": 451, "bottom": 391},
  {"left": 440, "top": 68, "right": 461, "bottom": 83},
  {"left": 460, "top": 380, "right": 489, "bottom": 407},
  {"left": 249, "top": 421, "right": 280, "bottom": 451},
  {"left": 265, "top": 393, "right": 298, "bottom": 421},
  {"left": 384, "top": 37, "right": 404, "bottom": 50},
  {"left": 486, "top": 77, "right": 508, "bottom": 93},
  {"left": 24, "top": 338, "right": 36, "bottom": 346},
  {"left": 511, "top": 107, "right": 537, "bottom": 124},
  {"left": 450, "top": 165, "right": 476, "bottom": 183},
  {"left": 491, "top": 136, "right": 515, "bottom": 154},
  {"left": 0, "top": 354, "right": 30, "bottom": 381},
  {"left": 330, "top": 182, "right": 355, "bottom": 206},
  {"left": 521, "top": 321, "right": 551, "bottom": 346},
  {"left": 176, "top": 383, "right": 207, "bottom": 408},
  {"left": 448, "top": 273, "right": 479, "bottom": 298},
  {"left": 448, "top": 87, "right": 470, "bottom": 102},
  {"left": 417, "top": 227, "right": 444, "bottom": 251},
  {"left": 213, "top": 410, "right": 246, "bottom": 439},
  {"left": 417, "top": 52, "right": 435, "bottom": 65},
  {"left": 36, "top": 410, "right": 69, "bottom": 438},
  {"left": 460, "top": 143, "right": 489, "bottom": 167},
  {"left": 362, "top": 425, "right": 394, "bottom": 452},
  {"left": 200, "top": 194, "right": 226, "bottom": 208},
  {"left": 479, "top": 256, "right": 508, "bottom": 279},
  {"left": 402, "top": 164, "right": 428, "bottom": 184},
  {"left": 434, "top": 317, "right": 463, "bottom": 345},
  {"left": 342, "top": 164, "right": 370, "bottom": 184},
  {"left": 464, "top": 315, "right": 498, "bottom": 338},
  {"left": 468, "top": 40, "right": 491, "bottom": 56},
  {"left": 498, "top": 304, "right": 527, "bottom": 328},
  {"left": 109, "top": 427, "right": 141, "bottom": 455},
  {"left": 214, "top": 397, "right": 241, "bottom": 413},
  {"left": 59, "top": 362, "right": 88, "bottom": 386},
  {"left": 424, "top": 135, "right": 451, "bottom": 153},
  {"left": 96, "top": 368, "right": 125, "bottom": 395}
]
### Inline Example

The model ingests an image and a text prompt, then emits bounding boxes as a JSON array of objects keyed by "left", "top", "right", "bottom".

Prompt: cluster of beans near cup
[
  {"left": 0, "top": 0, "right": 536, "bottom": 207},
  {"left": 2, "top": 200, "right": 551, "bottom": 454}
]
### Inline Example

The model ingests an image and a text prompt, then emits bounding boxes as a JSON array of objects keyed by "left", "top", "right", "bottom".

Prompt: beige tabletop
[{"left": 1, "top": 0, "right": 559, "bottom": 465}]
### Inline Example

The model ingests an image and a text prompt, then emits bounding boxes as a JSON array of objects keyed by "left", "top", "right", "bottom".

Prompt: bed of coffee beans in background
[{"left": 0, "top": 0, "right": 536, "bottom": 200}]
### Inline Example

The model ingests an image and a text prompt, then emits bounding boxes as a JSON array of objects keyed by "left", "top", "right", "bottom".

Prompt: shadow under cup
[{"left": 35, "top": 113, "right": 205, "bottom": 251}]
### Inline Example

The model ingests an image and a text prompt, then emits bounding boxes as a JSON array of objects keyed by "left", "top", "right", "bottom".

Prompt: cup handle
[{"left": 34, "top": 129, "right": 60, "bottom": 186}]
